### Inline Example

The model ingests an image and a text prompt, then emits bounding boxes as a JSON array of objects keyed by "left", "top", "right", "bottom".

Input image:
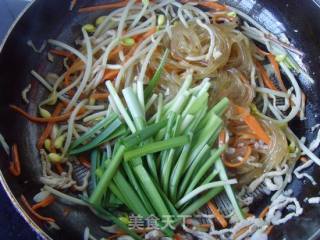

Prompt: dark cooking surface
[
  {"left": 0, "top": 0, "right": 39, "bottom": 239},
  {"left": 0, "top": 0, "right": 320, "bottom": 240}
]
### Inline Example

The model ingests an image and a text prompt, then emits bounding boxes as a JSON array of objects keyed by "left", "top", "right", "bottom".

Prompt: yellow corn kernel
[
  {"left": 48, "top": 153, "right": 62, "bottom": 163},
  {"left": 44, "top": 139, "right": 51, "bottom": 151},
  {"left": 54, "top": 134, "right": 66, "bottom": 149},
  {"left": 157, "top": 14, "right": 165, "bottom": 27},
  {"left": 96, "top": 16, "right": 106, "bottom": 26},
  {"left": 83, "top": 24, "right": 96, "bottom": 33}
]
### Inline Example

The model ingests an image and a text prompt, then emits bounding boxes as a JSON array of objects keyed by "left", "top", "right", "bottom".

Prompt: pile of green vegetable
[{"left": 68, "top": 54, "right": 243, "bottom": 237}]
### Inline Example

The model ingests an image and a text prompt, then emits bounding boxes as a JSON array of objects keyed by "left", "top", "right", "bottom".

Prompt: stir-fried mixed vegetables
[{"left": 3, "top": 0, "right": 320, "bottom": 239}]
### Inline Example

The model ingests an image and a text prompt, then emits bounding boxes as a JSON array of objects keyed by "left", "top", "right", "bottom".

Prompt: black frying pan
[{"left": 1, "top": 0, "right": 320, "bottom": 239}]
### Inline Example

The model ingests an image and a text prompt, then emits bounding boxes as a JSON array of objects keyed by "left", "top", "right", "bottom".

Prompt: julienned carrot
[
  {"left": 234, "top": 105, "right": 271, "bottom": 145},
  {"left": 125, "top": 27, "right": 157, "bottom": 60},
  {"left": 37, "top": 103, "right": 64, "bottom": 149},
  {"left": 255, "top": 61, "right": 277, "bottom": 91},
  {"left": 21, "top": 195, "right": 55, "bottom": 223},
  {"left": 103, "top": 69, "right": 120, "bottom": 82},
  {"left": 9, "top": 144, "right": 21, "bottom": 176},
  {"left": 10, "top": 105, "right": 73, "bottom": 123},
  {"left": 174, "top": 234, "right": 183, "bottom": 240},
  {"left": 109, "top": 46, "right": 123, "bottom": 61},
  {"left": 31, "top": 195, "right": 55, "bottom": 211},
  {"left": 233, "top": 226, "right": 250, "bottom": 239},
  {"left": 135, "top": 27, "right": 157, "bottom": 42},
  {"left": 218, "top": 129, "right": 226, "bottom": 146},
  {"left": 109, "top": 232, "right": 125, "bottom": 239},
  {"left": 266, "top": 54, "right": 287, "bottom": 91},
  {"left": 50, "top": 49, "right": 76, "bottom": 62},
  {"left": 79, "top": 1, "right": 129, "bottom": 13},
  {"left": 79, "top": 155, "right": 91, "bottom": 169},
  {"left": 64, "top": 61, "right": 84, "bottom": 87},
  {"left": 259, "top": 206, "right": 269, "bottom": 219},
  {"left": 256, "top": 46, "right": 286, "bottom": 91},
  {"left": 55, "top": 163, "right": 64, "bottom": 174},
  {"left": 198, "top": 1, "right": 227, "bottom": 11},
  {"left": 223, "top": 146, "right": 252, "bottom": 168},
  {"left": 256, "top": 46, "right": 269, "bottom": 56},
  {"left": 213, "top": 14, "right": 235, "bottom": 23},
  {"left": 244, "top": 115, "right": 270, "bottom": 145},
  {"left": 300, "top": 156, "right": 307, "bottom": 163},
  {"left": 91, "top": 92, "right": 109, "bottom": 100},
  {"left": 207, "top": 201, "right": 228, "bottom": 228},
  {"left": 180, "top": 0, "right": 227, "bottom": 11}
]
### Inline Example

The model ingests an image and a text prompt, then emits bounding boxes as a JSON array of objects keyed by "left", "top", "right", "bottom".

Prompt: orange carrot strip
[
  {"left": 103, "top": 69, "right": 120, "bottom": 82},
  {"left": 267, "top": 54, "right": 287, "bottom": 91},
  {"left": 255, "top": 47, "right": 287, "bottom": 91},
  {"left": 212, "top": 14, "right": 235, "bottom": 23},
  {"left": 64, "top": 61, "right": 84, "bottom": 88},
  {"left": 300, "top": 156, "right": 307, "bottom": 163},
  {"left": 259, "top": 206, "right": 269, "bottom": 219},
  {"left": 101, "top": 27, "right": 156, "bottom": 83},
  {"left": 126, "top": 27, "right": 157, "bottom": 60},
  {"left": 198, "top": 1, "right": 227, "bottom": 11},
  {"left": 243, "top": 115, "right": 270, "bottom": 144},
  {"left": 31, "top": 195, "right": 55, "bottom": 211},
  {"left": 79, "top": 1, "right": 129, "bottom": 13},
  {"left": 10, "top": 105, "right": 73, "bottom": 123},
  {"left": 255, "top": 61, "right": 277, "bottom": 91},
  {"left": 239, "top": 72, "right": 249, "bottom": 83},
  {"left": 218, "top": 129, "right": 226, "bottom": 146},
  {"left": 21, "top": 195, "right": 55, "bottom": 223},
  {"left": 234, "top": 105, "right": 271, "bottom": 145},
  {"left": 50, "top": 49, "right": 76, "bottom": 61},
  {"left": 174, "top": 234, "right": 183, "bottom": 240},
  {"left": 109, "top": 232, "right": 125, "bottom": 239},
  {"left": 256, "top": 46, "right": 269, "bottom": 56},
  {"left": 181, "top": 0, "right": 227, "bottom": 11},
  {"left": 208, "top": 201, "right": 228, "bottom": 228},
  {"left": 223, "top": 146, "right": 252, "bottom": 168},
  {"left": 233, "top": 226, "right": 250, "bottom": 239},
  {"left": 55, "top": 163, "right": 64, "bottom": 174},
  {"left": 135, "top": 27, "right": 157, "bottom": 42},
  {"left": 109, "top": 46, "right": 123, "bottom": 60},
  {"left": 91, "top": 93, "right": 109, "bottom": 101},
  {"left": 79, "top": 155, "right": 91, "bottom": 169},
  {"left": 37, "top": 103, "right": 64, "bottom": 149},
  {"left": 9, "top": 144, "right": 21, "bottom": 176}
]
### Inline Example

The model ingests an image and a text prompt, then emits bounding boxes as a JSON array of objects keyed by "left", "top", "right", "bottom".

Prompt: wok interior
[{"left": 0, "top": 0, "right": 320, "bottom": 239}]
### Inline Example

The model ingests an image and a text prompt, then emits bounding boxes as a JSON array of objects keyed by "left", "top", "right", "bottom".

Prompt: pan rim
[{"left": 0, "top": 170, "right": 51, "bottom": 240}]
